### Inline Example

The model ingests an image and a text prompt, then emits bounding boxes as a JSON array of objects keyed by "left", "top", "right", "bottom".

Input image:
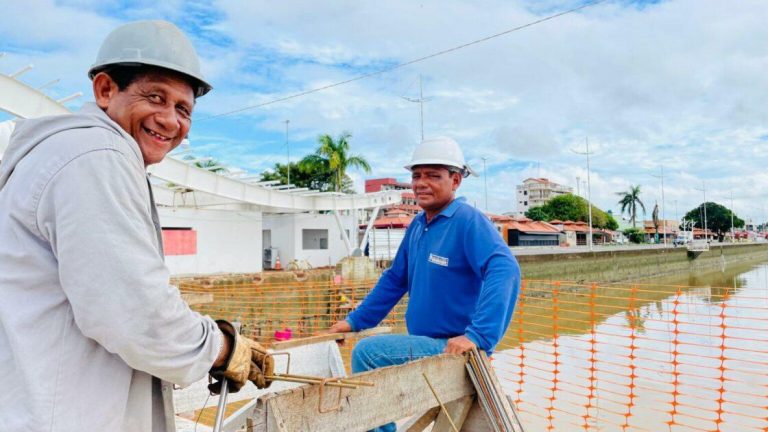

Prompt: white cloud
[{"left": 3, "top": 0, "right": 767, "bottom": 221}]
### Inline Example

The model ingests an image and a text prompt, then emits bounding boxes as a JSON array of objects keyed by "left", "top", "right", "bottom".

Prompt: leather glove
[{"left": 208, "top": 320, "right": 274, "bottom": 394}]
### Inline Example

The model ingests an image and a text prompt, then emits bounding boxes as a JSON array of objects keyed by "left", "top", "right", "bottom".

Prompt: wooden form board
[{"left": 240, "top": 354, "right": 497, "bottom": 432}]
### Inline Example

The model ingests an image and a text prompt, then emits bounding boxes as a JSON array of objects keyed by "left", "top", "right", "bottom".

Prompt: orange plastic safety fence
[{"left": 178, "top": 276, "right": 768, "bottom": 431}]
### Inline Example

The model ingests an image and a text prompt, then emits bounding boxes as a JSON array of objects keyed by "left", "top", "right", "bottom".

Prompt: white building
[{"left": 516, "top": 177, "right": 573, "bottom": 215}]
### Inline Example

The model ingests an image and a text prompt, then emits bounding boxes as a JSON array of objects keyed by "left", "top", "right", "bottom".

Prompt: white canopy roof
[{"left": 0, "top": 70, "right": 399, "bottom": 211}]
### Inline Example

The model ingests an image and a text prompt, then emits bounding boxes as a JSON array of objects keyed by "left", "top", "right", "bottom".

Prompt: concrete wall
[
  {"left": 159, "top": 207, "right": 263, "bottom": 275},
  {"left": 516, "top": 243, "right": 768, "bottom": 283},
  {"left": 263, "top": 213, "right": 354, "bottom": 268}
]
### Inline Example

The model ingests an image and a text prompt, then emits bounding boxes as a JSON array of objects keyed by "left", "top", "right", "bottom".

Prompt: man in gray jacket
[{"left": 0, "top": 21, "right": 269, "bottom": 432}]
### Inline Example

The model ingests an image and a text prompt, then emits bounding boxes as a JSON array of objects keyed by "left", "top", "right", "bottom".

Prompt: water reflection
[{"left": 498, "top": 261, "right": 768, "bottom": 432}]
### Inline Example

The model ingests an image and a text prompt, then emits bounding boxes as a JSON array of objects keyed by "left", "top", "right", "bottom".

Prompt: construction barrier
[{"left": 177, "top": 273, "right": 768, "bottom": 431}]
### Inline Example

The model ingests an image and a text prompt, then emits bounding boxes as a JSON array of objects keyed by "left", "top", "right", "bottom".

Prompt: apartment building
[{"left": 516, "top": 178, "right": 573, "bottom": 214}]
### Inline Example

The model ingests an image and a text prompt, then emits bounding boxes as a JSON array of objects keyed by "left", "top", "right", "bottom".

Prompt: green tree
[
  {"left": 192, "top": 158, "right": 228, "bottom": 174},
  {"left": 302, "top": 132, "right": 371, "bottom": 193},
  {"left": 525, "top": 206, "right": 550, "bottom": 221},
  {"left": 531, "top": 194, "right": 617, "bottom": 229},
  {"left": 167, "top": 156, "right": 228, "bottom": 189},
  {"left": 616, "top": 185, "right": 645, "bottom": 228},
  {"left": 682, "top": 202, "right": 745, "bottom": 242},
  {"left": 544, "top": 194, "right": 585, "bottom": 222},
  {"left": 623, "top": 227, "right": 645, "bottom": 243},
  {"left": 260, "top": 161, "right": 335, "bottom": 191},
  {"left": 604, "top": 214, "right": 619, "bottom": 230}
]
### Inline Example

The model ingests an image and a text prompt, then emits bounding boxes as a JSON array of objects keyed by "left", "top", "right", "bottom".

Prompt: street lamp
[
  {"left": 730, "top": 191, "right": 735, "bottom": 242},
  {"left": 650, "top": 165, "right": 667, "bottom": 246},
  {"left": 284, "top": 120, "right": 290, "bottom": 186},
  {"left": 694, "top": 182, "right": 708, "bottom": 241},
  {"left": 571, "top": 137, "right": 594, "bottom": 251}
]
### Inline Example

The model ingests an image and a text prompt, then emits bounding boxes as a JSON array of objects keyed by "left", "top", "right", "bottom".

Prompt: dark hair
[{"left": 98, "top": 64, "right": 201, "bottom": 96}]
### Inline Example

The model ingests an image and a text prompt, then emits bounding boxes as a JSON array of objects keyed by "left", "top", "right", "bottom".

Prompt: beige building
[{"left": 516, "top": 178, "right": 573, "bottom": 215}]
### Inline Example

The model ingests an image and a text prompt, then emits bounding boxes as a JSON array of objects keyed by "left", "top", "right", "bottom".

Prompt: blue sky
[{"left": 2, "top": 0, "right": 767, "bottom": 223}]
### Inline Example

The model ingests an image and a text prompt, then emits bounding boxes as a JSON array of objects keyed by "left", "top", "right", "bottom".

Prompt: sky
[{"left": 2, "top": 0, "right": 767, "bottom": 223}]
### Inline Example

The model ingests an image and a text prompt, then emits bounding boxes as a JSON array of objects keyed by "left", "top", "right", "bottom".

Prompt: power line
[{"left": 201, "top": 0, "right": 607, "bottom": 121}]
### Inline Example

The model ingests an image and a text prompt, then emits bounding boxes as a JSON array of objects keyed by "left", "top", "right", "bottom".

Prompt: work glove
[{"left": 208, "top": 320, "right": 274, "bottom": 394}]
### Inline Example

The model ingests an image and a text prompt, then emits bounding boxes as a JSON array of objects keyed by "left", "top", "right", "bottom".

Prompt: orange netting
[{"left": 178, "top": 275, "right": 768, "bottom": 431}]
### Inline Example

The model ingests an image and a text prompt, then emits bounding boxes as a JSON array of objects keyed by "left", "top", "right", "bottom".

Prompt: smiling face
[
  {"left": 411, "top": 165, "right": 462, "bottom": 221},
  {"left": 93, "top": 71, "right": 194, "bottom": 166}
]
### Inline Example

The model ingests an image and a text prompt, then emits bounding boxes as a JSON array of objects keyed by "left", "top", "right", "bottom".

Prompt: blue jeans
[{"left": 352, "top": 335, "right": 447, "bottom": 432}]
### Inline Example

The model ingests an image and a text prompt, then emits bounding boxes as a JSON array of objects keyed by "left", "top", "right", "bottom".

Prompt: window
[{"left": 303, "top": 229, "right": 329, "bottom": 250}]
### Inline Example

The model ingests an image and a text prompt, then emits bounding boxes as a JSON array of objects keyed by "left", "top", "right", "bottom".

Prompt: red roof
[
  {"left": 502, "top": 219, "right": 560, "bottom": 234},
  {"left": 549, "top": 219, "right": 564, "bottom": 224},
  {"left": 386, "top": 203, "right": 421, "bottom": 213},
  {"left": 368, "top": 214, "right": 413, "bottom": 229},
  {"left": 561, "top": 220, "right": 590, "bottom": 232},
  {"left": 487, "top": 213, "right": 514, "bottom": 223},
  {"left": 523, "top": 177, "right": 551, "bottom": 184},
  {"left": 365, "top": 177, "right": 411, "bottom": 192}
]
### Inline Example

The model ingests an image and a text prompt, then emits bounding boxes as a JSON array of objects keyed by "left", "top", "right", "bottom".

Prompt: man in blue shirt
[{"left": 327, "top": 137, "right": 520, "bottom": 431}]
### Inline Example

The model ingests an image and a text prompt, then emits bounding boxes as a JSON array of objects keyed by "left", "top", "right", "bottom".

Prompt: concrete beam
[
  {"left": 149, "top": 157, "right": 400, "bottom": 212},
  {"left": 0, "top": 74, "right": 70, "bottom": 119}
]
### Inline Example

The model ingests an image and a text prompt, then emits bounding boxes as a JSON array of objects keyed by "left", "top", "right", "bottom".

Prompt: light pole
[
  {"left": 571, "top": 138, "right": 594, "bottom": 251},
  {"left": 403, "top": 75, "right": 430, "bottom": 141},
  {"left": 650, "top": 165, "right": 667, "bottom": 246},
  {"left": 482, "top": 156, "right": 488, "bottom": 212},
  {"left": 284, "top": 120, "right": 290, "bottom": 186},
  {"left": 576, "top": 176, "right": 581, "bottom": 197},
  {"left": 730, "top": 191, "right": 735, "bottom": 242},
  {"left": 695, "top": 182, "right": 708, "bottom": 241},
  {"left": 703, "top": 183, "right": 708, "bottom": 241}
]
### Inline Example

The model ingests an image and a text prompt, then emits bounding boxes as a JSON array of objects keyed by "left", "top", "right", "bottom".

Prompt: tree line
[
  {"left": 260, "top": 132, "right": 370, "bottom": 193},
  {"left": 525, "top": 184, "right": 745, "bottom": 242}
]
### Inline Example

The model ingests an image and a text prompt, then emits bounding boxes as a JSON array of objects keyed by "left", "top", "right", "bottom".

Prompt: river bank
[{"left": 516, "top": 242, "right": 768, "bottom": 283}]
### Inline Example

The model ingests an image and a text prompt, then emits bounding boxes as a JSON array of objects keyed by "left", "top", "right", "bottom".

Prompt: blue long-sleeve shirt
[{"left": 347, "top": 197, "right": 520, "bottom": 352}]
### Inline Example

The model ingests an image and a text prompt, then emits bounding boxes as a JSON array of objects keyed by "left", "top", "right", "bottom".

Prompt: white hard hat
[
  {"left": 88, "top": 20, "right": 212, "bottom": 97},
  {"left": 404, "top": 136, "right": 476, "bottom": 177}
]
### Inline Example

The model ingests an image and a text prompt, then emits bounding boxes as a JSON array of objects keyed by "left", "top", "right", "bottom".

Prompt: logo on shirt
[{"left": 428, "top": 253, "right": 449, "bottom": 267}]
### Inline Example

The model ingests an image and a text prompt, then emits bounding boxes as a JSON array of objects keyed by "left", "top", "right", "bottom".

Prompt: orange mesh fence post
[
  {"left": 622, "top": 284, "right": 638, "bottom": 432},
  {"left": 667, "top": 288, "right": 682, "bottom": 430},
  {"left": 583, "top": 282, "right": 598, "bottom": 431},
  {"left": 515, "top": 279, "right": 527, "bottom": 408},
  {"left": 715, "top": 288, "right": 729, "bottom": 430},
  {"left": 547, "top": 282, "right": 561, "bottom": 432}
]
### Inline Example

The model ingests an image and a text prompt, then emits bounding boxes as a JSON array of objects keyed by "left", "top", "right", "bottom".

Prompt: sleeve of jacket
[
  {"left": 35, "top": 140, "right": 221, "bottom": 387},
  {"left": 346, "top": 224, "right": 412, "bottom": 331},
  {"left": 462, "top": 211, "right": 521, "bottom": 352}
]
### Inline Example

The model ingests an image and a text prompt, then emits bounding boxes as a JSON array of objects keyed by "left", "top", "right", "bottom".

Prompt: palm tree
[
  {"left": 192, "top": 157, "right": 228, "bottom": 174},
  {"left": 167, "top": 157, "right": 228, "bottom": 190},
  {"left": 301, "top": 132, "right": 371, "bottom": 192},
  {"left": 616, "top": 185, "right": 646, "bottom": 228}
]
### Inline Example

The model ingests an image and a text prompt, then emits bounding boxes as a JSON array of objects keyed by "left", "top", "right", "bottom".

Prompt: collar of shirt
[{"left": 417, "top": 196, "right": 466, "bottom": 225}]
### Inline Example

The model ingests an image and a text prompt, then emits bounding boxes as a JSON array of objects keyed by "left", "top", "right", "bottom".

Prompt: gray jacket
[{"left": 0, "top": 103, "right": 222, "bottom": 431}]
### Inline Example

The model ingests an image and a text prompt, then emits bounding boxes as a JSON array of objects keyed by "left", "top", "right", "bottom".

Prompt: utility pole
[
  {"left": 703, "top": 183, "right": 708, "bottom": 241},
  {"left": 695, "top": 182, "right": 708, "bottom": 241},
  {"left": 650, "top": 165, "right": 667, "bottom": 246},
  {"left": 730, "top": 191, "right": 735, "bottom": 242},
  {"left": 284, "top": 119, "right": 290, "bottom": 186},
  {"left": 576, "top": 176, "right": 581, "bottom": 197},
  {"left": 482, "top": 156, "right": 489, "bottom": 212},
  {"left": 402, "top": 75, "right": 430, "bottom": 141},
  {"left": 571, "top": 138, "right": 594, "bottom": 251}
]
